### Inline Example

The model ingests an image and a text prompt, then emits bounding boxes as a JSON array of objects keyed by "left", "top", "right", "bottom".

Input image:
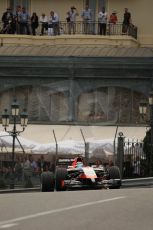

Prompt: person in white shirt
[
  {"left": 39, "top": 13, "right": 48, "bottom": 35},
  {"left": 48, "top": 11, "right": 59, "bottom": 36},
  {"left": 67, "top": 6, "right": 79, "bottom": 34},
  {"left": 98, "top": 7, "right": 107, "bottom": 35}
]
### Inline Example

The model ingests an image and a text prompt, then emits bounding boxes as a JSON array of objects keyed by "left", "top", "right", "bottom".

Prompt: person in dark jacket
[
  {"left": 31, "top": 12, "right": 39, "bottom": 35},
  {"left": 37, "top": 155, "right": 48, "bottom": 173},
  {"left": 1, "top": 8, "right": 14, "bottom": 34},
  {"left": 122, "top": 8, "right": 131, "bottom": 34}
]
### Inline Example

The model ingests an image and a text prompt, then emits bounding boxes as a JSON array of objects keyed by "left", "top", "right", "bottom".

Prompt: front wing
[{"left": 64, "top": 178, "right": 121, "bottom": 190}]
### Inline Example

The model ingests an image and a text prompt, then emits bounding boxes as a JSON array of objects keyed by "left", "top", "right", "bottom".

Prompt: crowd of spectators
[
  {"left": 0, "top": 155, "right": 54, "bottom": 183},
  {"left": 0, "top": 5, "right": 132, "bottom": 36}
]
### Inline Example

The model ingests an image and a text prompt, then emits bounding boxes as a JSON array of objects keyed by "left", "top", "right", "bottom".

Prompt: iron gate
[{"left": 117, "top": 135, "right": 150, "bottom": 179}]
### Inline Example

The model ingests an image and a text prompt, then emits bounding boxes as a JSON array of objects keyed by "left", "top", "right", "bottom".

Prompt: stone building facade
[
  {"left": 0, "top": 0, "right": 153, "bottom": 45},
  {"left": 0, "top": 1, "right": 152, "bottom": 126},
  {"left": 0, "top": 44, "right": 152, "bottom": 125}
]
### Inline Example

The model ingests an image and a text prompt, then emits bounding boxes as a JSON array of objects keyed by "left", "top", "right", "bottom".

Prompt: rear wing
[{"left": 57, "top": 158, "right": 75, "bottom": 168}]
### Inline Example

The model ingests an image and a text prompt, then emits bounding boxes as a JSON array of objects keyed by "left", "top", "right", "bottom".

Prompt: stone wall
[{"left": 0, "top": 56, "right": 152, "bottom": 125}]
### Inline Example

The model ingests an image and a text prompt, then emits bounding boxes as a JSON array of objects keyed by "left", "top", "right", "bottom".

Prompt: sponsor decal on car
[{"left": 82, "top": 167, "right": 97, "bottom": 179}]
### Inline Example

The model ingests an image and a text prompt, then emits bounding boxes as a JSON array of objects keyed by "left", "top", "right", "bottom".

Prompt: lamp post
[
  {"left": 1, "top": 99, "right": 28, "bottom": 189},
  {"left": 139, "top": 99, "right": 147, "bottom": 120},
  {"left": 139, "top": 90, "right": 153, "bottom": 176}
]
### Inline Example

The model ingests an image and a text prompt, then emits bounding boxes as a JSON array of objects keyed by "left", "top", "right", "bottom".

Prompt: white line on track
[
  {"left": 0, "top": 223, "right": 18, "bottom": 229},
  {"left": 0, "top": 196, "right": 126, "bottom": 228}
]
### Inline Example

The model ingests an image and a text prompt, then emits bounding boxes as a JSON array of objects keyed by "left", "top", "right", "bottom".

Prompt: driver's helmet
[
  {"left": 72, "top": 156, "right": 83, "bottom": 168},
  {"left": 76, "top": 157, "right": 83, "bottom": 162}
]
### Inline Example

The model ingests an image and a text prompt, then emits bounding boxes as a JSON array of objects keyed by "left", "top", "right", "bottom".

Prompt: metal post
[
  {"left": 117, "top": 133, "right": 124, "bottom": 179},
  {"left": 1, "top": 100, "right": 28, "bottom": 189},
  {"left": 85, "top": 142, "right": 89, "bottom": 165},
  {"left": 53, "top": 129, "right": 58, "bottom": 169},
  {"left": 53, "top": 129, "right": 58, "bottom": 190},
  {"left": 10, "top": 117, "right": 16, "bottom": 189},
  {"left": 113, "top": 125, "right": 118, "bottom": 165},
  {"left": 80, "top": 129, "right": 89, "bottom": 165}
]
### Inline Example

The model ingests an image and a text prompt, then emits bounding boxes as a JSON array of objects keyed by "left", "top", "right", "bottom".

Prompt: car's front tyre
[
  {"left": 55, "top": 168, "right": 67, "bottom": 191},
  {"left": 41, "top": 171, "right": 55, "bottom": 192},
  {"left": 108, "top": 166, "right": 121, "bottom": 189}
]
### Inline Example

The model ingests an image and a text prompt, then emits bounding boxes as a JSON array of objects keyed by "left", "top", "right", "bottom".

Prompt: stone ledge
[{"left": 0, "top": 34, "right": 139, "bottom": 47}]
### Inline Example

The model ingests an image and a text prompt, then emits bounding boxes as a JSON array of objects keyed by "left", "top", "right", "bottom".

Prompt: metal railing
[
  {"left": 123, "top": 140, "right": 147, "bottom": 178},
  {"left": 0, "top": 21, "right": 138, "bottom": 40},
  {"left": 116, "top": 136, "right": 150, "bottom": 179}
]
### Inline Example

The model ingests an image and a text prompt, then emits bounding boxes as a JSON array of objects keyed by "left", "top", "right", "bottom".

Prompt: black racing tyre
[
  {"left": 55, "top": 168, "right": 67, "bottom": 191},
  {"left": 108, "top": 166, "right": 121, "bottom": 179},
  {"left": 108, "top": 166, "right": 121, "bottom": 189},
  {"left": 41, "top": 171, "right": 55, "bottom": 192}
]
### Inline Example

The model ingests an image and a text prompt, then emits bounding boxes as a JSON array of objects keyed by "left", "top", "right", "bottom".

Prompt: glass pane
[
  {"left": 9, "top": 0, "right": 29, "bottom": 13},
  {"left": 98, "top": 0, "right": 107, "bottom": 9},
  {"left": 22, "top": 0, "right": 29, "bottom": 10}
]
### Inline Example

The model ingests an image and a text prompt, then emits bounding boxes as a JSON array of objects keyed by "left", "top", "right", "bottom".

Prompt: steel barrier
[
  {"left": 1, "top": 177, "right": 153, "bottom": 193},
  {"left": 122, "top": 177, "right": 153, "bottom": 187}
]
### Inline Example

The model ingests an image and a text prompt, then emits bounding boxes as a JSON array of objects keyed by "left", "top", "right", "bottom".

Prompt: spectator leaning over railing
[
  {"left": 1, "top": 7, "right": 14, "bottom": 34},
  {"left": 31, "top": 12, "right": 39, "bottom": 35},
  {"left": 39, "top": 13, "right": 48, "bottom": 35},
  {"left": 20, "top": 7, "right": 30, "bottom": 34},
  {"left": 48, "top": 11, "right": 54, "bottom": 36},
  {"left": 48, "top": 10, "right": 59, "bottom": 36},
  {"left": 14, "top": 5, "right": 22, "bottom": 34},
  {"left": 66, "top": 6, "right": 79, "bottom": 34},
  {"left": 109, "top": 10, "right": 118, "bottom": 24},
  {"left": 98, "top": 7, "right": 107, "bottom": 35},
  {"left": 109, "top": 10, "right": 118, "bottom": 35},
  {"left": 81, "top": 5, "right": 92, "bottom": 34},
  {"left": 122, "top": 8, "right": 131, "bottom": 34}
]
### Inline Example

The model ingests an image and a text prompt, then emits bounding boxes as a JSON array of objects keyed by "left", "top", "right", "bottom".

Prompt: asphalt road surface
[{"left": 0, "top": 188, "right": 153, "bottom": 230}]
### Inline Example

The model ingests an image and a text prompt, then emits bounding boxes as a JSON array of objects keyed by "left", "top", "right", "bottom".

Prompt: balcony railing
[
  {"left": 0, "top": 21, "right": 138, "bottom": 40},
  {"left": 59, "top": 21, "right": 137, "bottom": 39}
]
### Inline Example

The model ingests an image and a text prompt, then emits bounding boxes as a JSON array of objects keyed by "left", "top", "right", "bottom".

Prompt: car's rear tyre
[
  {"left": 55, "top": 168, "right": 67, "bottom": 191},
  {"left": 108, "top": 166, "right": 121, "bottom": 189},
  {"left": 41, "top": 171, "right": 55, "bottom": 192}
]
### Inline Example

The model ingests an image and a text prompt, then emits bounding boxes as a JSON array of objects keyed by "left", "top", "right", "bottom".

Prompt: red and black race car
[{"left": 41, "top": 157, "right": 121, "bottom": 192}]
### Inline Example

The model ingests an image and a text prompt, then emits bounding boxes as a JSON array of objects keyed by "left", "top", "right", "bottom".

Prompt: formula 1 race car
[{"left": 41, "top": 157, "right": 121, "bottom": 192}]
